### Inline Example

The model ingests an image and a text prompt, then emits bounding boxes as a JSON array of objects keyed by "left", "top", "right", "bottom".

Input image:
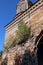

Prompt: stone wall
[
  {"left": 4, "top": 0, "right": 43, "bottom": 46},
  {"left": 1, "top": 0, "right": 43, "bottom": 65}
]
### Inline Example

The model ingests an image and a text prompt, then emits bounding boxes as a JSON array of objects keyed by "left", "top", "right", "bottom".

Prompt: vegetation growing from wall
[
  {"left": 15, "top": 20, "right": 30, "bottom": 44},
  {"left": 4, "top": 36, "right": 15, "bottom": 49},
  {"left": 4, "top": 20, "right": 30, "bottom": 49}
]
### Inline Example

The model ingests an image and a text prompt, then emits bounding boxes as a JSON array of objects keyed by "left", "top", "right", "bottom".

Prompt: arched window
[
  {"left": 21, "top": 4, "right": 25, "bottom": 12},
  {"left": 35, "top": 30, "right": 43, "bottom": 65}
]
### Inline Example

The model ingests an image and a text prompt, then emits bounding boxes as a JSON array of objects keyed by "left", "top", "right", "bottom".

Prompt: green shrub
[
  {"left": 7, "top": 36, "right": 15, "bottom": 48},
  {"left": 15, "top": 20, "right": 30, "bottom": 44},
  {"left": 4, "top": 36, "right": 15, "bottom": 49},
  {"left": 4, "top": 20, "right": 30, "bottom": 49}
]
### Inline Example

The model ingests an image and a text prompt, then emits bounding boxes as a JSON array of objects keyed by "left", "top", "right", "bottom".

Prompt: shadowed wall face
[{"left": 37, "top": 36, "right": 43, "bottom": 65}]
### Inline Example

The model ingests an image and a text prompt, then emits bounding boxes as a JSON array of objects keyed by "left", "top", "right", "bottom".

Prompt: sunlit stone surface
[{"left": 1, "top": 0, "right": 43, "bottom": 65}]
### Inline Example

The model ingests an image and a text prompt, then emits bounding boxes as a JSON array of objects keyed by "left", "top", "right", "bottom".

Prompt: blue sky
[{"left": 0, "top": 0, "right": 37, "bottom": 51}]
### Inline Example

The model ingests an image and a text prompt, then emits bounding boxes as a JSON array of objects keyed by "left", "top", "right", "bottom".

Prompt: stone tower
[
  {"left": 16, "top": 0, "right": 33, "bottom": 14},
  {"left": 1, "top": 0, "right": 43, "bottom": 65}
]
